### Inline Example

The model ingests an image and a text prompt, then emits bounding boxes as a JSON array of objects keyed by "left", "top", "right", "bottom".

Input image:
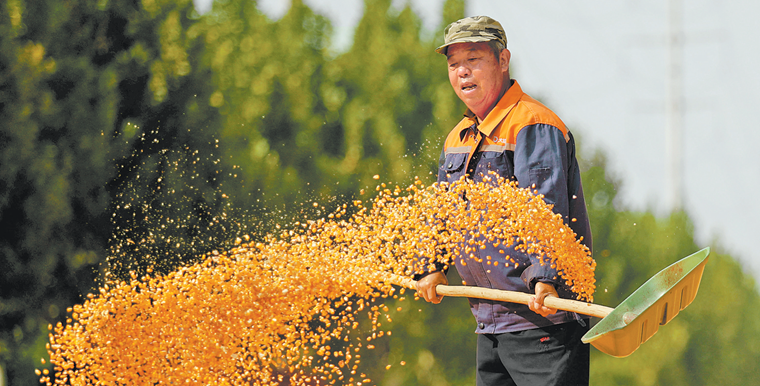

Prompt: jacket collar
[{"left": 458, "top": 80, "right": 523, "bottom": 140}]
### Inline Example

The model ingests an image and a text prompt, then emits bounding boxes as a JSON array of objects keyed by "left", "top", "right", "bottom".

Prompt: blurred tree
[
  {"left": 194, "top": 0, "right": 333, "bottom": 215},
  {"left": 358, "top": 271, "right": 475, "bottom": 386},
  {"left": 0, "top": 0, "right": 227, "bottom": 383},
  {"left": 679, "top": 251, "right": 760, "bottom": 386},
  {"left": 0, "top": 0, "right": 128, "bottom": 382},
  {"left": 197, "top": 0, "right": 463, "bottom": 218},
  {"left": 102, "top": 0, "right": 236, "bottom": 280},
  {"left": 325, "top": 0, "right": 462, "bottom": 191},
  {"left": 580, "top": 151, "right": 760, "bottom": 386}
]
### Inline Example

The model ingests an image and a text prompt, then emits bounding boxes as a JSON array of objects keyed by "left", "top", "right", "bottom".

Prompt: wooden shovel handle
[{"left": 385, "top": 274, "right": 613, "bottom": 319}]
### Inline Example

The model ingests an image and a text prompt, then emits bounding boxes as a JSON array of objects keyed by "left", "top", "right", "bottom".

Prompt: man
[{"left": 415, "top": 16, "right": 592, "bottom": 386}]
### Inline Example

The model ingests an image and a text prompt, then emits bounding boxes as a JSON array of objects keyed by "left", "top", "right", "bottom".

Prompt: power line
[{"left": 667, "top": 0, "right": 684, "bottom": 211}]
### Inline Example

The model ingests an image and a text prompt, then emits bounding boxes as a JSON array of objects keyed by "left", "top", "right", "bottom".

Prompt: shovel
[{"left": 386, "top": 247, "right": 710, "bottom": 357}]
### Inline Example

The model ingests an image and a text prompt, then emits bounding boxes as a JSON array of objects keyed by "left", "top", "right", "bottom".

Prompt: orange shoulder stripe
[{"left": 442, "top": 81, "right": 569, "bottom": 152}]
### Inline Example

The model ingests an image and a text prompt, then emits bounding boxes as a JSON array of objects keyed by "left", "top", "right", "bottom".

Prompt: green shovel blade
[{"left": 581, "top": 247, "right": 710, "bottom": 357}]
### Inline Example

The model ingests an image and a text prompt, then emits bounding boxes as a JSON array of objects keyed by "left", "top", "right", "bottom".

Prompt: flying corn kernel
[{"left": 44, "top": 173, "right": 594, "bottom": 385}]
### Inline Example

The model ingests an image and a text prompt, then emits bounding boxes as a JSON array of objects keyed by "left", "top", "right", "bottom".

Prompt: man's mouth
[{"left": 462, "top": 83, "right": 477, "bottom": 91}]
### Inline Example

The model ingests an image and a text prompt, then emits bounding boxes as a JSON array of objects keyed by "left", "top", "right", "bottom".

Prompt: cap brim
[{"left": 435, "top": 36, "right": 495, "bottom": 55}]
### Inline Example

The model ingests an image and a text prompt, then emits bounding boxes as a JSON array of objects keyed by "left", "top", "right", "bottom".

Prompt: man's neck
[{"left": 475, "top": 77, "right": 512, "bottom": 121}]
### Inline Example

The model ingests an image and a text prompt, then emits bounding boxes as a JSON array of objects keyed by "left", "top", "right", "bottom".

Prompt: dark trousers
[{"left": 476, "top": 321, "right": 590, "bottom": 386}]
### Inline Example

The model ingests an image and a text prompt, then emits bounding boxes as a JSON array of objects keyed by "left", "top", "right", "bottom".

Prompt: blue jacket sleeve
[{"left": 513, "top": 123, "right": 571, "bottom": 288}]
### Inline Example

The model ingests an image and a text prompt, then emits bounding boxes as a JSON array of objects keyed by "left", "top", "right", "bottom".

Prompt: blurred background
[{"left": 1, "top": 0, "right": 759, "bottom": 384}]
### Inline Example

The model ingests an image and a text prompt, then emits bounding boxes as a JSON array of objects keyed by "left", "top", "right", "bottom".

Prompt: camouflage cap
[{"left": 436, "top": 16, "right": 507, "bottom": 55}]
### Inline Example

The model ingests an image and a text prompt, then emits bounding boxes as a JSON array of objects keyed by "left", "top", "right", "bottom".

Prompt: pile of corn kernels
[{"left": 41, "top": 174, "right": 594, "bottom": 385}]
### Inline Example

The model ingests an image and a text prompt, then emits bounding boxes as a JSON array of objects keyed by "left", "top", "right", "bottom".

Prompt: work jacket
[{"left": 434, "top": 80, "right": 592, "bottom": 333}]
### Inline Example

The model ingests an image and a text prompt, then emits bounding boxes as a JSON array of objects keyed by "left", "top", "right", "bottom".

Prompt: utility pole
[{"left": 666, "top": 0, "right": 683, "bottom": 211}]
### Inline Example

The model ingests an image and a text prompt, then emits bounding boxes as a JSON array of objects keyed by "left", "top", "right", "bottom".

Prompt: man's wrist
[{"left": 530, "top": 278, "right": 556, "bottom": 290}]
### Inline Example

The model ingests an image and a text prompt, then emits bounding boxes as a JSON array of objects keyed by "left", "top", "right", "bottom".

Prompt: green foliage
[
  {"left": 0, "top": 0, "right": 131, "bottom": 382},
  {"left": 195, "top": 0, "right": 462, "bottom": 216},
  {"left": 1, "top": 0, "right": 760, "bottom": 384},
  {"left": 359, "top": 271, "right": 475, "bottom": 386},
  {"left": 0, "top": 0, "right": 229, "bottom": 383},
  {"left": 581, "top": 153, "right": 760, "bottom": 386}
]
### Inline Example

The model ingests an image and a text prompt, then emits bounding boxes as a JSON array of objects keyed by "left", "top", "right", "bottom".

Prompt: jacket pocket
[
  {"left": 529, "top": 167, "right": 552, "bottom": 190},
  {"left": 440, "top": 153, "right": 467, "bottom": 183},
  {"left": 479, "top": 151, "right": 513, "bottom": 179}
]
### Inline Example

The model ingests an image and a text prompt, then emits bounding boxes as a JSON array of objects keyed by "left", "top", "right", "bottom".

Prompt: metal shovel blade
[{"left": 581, "top": 247, "right": 710, "bottom": 357}]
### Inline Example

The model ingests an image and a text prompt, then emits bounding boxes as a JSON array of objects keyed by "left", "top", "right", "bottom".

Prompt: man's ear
[{"left": 500, "top": 48, "right": 511, "bottom": 72}]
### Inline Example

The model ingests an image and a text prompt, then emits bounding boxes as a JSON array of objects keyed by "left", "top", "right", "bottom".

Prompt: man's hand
[
  {"left": 416, "top": 271, "right": 448, "bottom": 304},
  {"left": 529, "top": 282, "right": 559, "bottom": 317}
]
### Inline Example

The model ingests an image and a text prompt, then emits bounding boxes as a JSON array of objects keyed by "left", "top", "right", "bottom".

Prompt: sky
[{"left": 194, "top": 0, "right": 760, "bottom": 282}]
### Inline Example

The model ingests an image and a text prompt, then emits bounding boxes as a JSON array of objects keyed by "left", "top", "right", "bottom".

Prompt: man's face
[{"left": 446, "top": 42, "right": 510, "bottom": 119}]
